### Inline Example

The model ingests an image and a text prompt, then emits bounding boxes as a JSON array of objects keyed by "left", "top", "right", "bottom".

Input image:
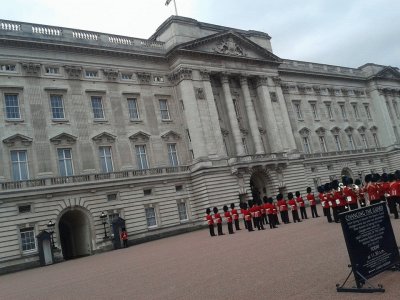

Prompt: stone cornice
[
  {"left": 21, "top": 62, "right": 41, "bottom": 75},
  {"left": 102, "top": 69, "right": 119, "bottom": 81},
  {"left": 168, "top": 68, "right": 192, "bottom": 84}
]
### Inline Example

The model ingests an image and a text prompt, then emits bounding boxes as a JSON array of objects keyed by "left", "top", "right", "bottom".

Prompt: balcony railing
[
  {"left": 0, "top": 19, "right": 165, "bottom": 53},
  {"left": 302, "top": 147, "right": 385, "bottom": 159},
  {"left": 0, "top": 165, "right": 190, "bottom": 192}
]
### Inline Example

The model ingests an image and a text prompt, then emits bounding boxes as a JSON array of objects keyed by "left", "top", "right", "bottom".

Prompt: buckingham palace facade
[{"left": 1, "top": 16, "right": 400, "bottom": 272}]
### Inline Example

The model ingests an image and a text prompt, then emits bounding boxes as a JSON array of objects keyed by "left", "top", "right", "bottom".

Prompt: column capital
[
  {"left": 168, "top": 67, "right": 193, "bottom": 84},
  {"left": 220, "top": 72, "right": 230, "bottom": 84},
  {"left": 199, "top": 69, "right": 211, "bottom": 81},
  {"left": 272, "top": 76, "right": 282, "bottom": 86},
  {"left": 239, "top": 75, "right": 249, "bottom": 86},
  {"left": 256, "top": 76, "right": 268, "bottom": 87}
]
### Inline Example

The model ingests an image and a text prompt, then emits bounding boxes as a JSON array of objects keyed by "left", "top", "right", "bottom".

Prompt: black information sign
[{"left": 339, "top": 202, "right": 400, "bottom": 285}]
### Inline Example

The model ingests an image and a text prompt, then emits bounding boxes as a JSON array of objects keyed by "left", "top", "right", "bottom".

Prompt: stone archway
[
  {"left": 58, "top": 208, "right": 92, "bottom": 260},
  {"left": 341, "top": 167, "right": 354, "bottom": 180},
  {"left": 249, "top": 169, "right": 273, "bottom": 203}
]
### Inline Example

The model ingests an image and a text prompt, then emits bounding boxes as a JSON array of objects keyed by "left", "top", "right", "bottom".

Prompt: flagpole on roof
[{"left": 165, "top": 0, "right": 178, "bottom": 16}]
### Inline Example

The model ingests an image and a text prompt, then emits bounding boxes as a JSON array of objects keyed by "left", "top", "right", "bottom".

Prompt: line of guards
[{"left": 204, "top": 172, "right": 400, "bottom": 237}]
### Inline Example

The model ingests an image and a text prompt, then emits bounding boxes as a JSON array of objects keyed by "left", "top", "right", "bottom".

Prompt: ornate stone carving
[
  {"left": 255, "top": 76, "right": 268, "bottom": 87},
  {"left": 168, "top": 68, "right": 192, "bottom": 84},
  {"left": 136, "top": 72, "right": 151, "bottom": 84},
  {"left": 327, "top": 87, "right": 335, "bottom": 96},
  {"left": 272, "top": 77, "right": 281, "bottom": 86},
  {"left": 357, "top": 126, "right": 366, "bottom": 133},
  {"left": 258, "top": 127, "right": 266, "bottom": 135},
  {"left": 3, "top": 134, "right": 33, "bottom": 147},
  {"left": 281, "top": 83, "right": 289, "bottom": 93},
  {"left": 341, "top": 88, "right": 348, "bottom": 96},
  {"left": 354, "top": 89, "right": 363, "bottom": 96},
  {"left": 344, "top": 126, "right": 354, "bottom": 133},
  {"left": 49, "top": 133, "right": 77, "bottom": 145},
  {"left": 369, "top": 126, "right": 378, "bottom": 133},
  {"left": 92, "top": 132, "right": 116, "bottom": 144},
  {"left": 297, "top": 84, "right": 306, "bottom": 94},
  {"left": 214, "top": 37, "right": 245, "bottom": 56},
  {"left": 103, "top": 69, "right": 119, "bottom": 81},
  {"left": 315, "top": 127, "right": 326, "bottom": 136},
  {"left": 64, "top": 65, "right": 82, "bottom": 79},
  {"left": 129, "top": 131, "right": 150, "bottom": 143},
  {"left": 299, "top": 127, "right": 310, "bottom": 137},
  {"left": 195, "top": 87, "right": 205, "bottom": 100},
  {"left": 200, "top": 70, "right": 210, "bottom": 81},
  {"left": 313, "top": 85, "right": 321, "bottom": 94},
  {"left": 161, "top": 130, "right": 181, "bottom": 141},
  {"left": 240, "top": 127, "right": 249, "bottom": 135},
  {"left": 330, "top": 126, "right": 341, "bottom": 135},
  {"left": 21, "top": 62, "right": 41, "bottom": 75}
]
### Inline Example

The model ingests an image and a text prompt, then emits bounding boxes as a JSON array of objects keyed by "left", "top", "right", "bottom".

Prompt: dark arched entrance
[
  {"left": 58, "top": 209, "right": 92, "bottom": 260},
  {"left": 341, "top": 167, "right": 354, "bottom": 180},
  {"left": 250, "top": 170, "right": 273, "bottom": 203}
]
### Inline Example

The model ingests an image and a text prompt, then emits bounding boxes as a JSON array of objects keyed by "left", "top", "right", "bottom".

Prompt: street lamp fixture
[
  {"left": 47, "top": 220, "right": 56, "bottom": 248},
  {"left": 100, "top": 211, "right": 108, "bottom": 239}
]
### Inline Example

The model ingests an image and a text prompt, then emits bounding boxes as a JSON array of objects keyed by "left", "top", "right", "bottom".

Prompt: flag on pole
[{"left": 165, "top": 0, "right": 172, "bottom": 5}]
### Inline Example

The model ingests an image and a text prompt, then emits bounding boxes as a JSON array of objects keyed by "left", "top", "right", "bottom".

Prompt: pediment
[
  {"left": 357, "top": 126, "right": 366, "bottom": 133},
  {"left": 161, "top": 130, "right": 181, "bottom": 141},
  {"left": 92, "top": 132, "right": 116, "bottom": 143},
  {"left": 315, "top": 127, "right": 326, "bottom": 136},
  {"left": 344, "top": 126, "right": 354, "bottom": 133},
  {"left": 375, "top": 66, "right": 400, "bottom": 80},
  {"left": 129, "top": 131, "right": 151, "bottom": 142},
  {"left": 330, "top": 126, "right": 341, "bottom": 135},
  {"left": 50, "top": 132, "right": 77, "bottom": 145},
  {"left": 299, "top": 127, "right": 310, "bottom": 137},
  {"left": 3, "top": 134, "right": 33, "bottom": 147},
  {"left": 174, "top": 31, "right": 281, "bottom": 64}
]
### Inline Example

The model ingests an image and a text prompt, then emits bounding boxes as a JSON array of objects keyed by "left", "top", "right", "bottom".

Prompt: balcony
[
  {"left": 0, "top": 165, "right": 190, "bottom": 192},
  {"left": 302, "top": 147, "right": 386, "bottom": 159}
]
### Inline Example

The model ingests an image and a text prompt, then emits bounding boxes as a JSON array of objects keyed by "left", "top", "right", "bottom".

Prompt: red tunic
[
  {"left": 205, "top": 214, "right": 214, "bottom": 225},
  {"left": 264, "top": 203, "right": 274, "bottom": 214},
  {"left": 382, "top": 182, "right": 390, "bottom": 197},
  {"left": 334, "top": 191, "right": 346, "bottom": 207},
  {"left": 250, "top": 205, "right": 261, "bottom": 218},
  {"left": 231, "top": 208, "right": 239, "bottom": 220},
  {"left": 319, "top": 192, "right": 329, "bottom": 208},
  {"left": 242, "top": 209, "right": 252, "bottom": 221},
  {"left": 277, "top": 199, "right": 288, "bottom": 212},
  {"left": 307, "top": 193, "right": 316, "bottom": 206},
  {"left": 288, "top": 199, "right": 298, "bottom": 211},
  {"left": 343, "top": 186, "right": 357, "bottom": 205},
  {"left": 296, "top": 196, "right": 305, "bottom": 208},
  {"left": 272, "top": 203, "right": 278, "bottom": 215},
  {"left": 327, "top": 192, "right": 336, "bottom": 208},
  {"left": 224, "top": 211, "right": 233, "bottom": 223},
  {"left": 214, "top": 213, "right": 222, "bottom": 224},
  {"left": 367, "top": 183, "right": 379, "bottom": 201}
]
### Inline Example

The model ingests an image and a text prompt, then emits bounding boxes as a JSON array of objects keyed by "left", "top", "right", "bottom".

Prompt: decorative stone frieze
[
  {"left": 21, "top": 62, "right": 41, "bottom": 75},
  {"left": 341, "top": 88, "right": 348, "bottom": 96},
  {"left": 354, "top": 89, "right": 363, "bottom": 96},
  {"left": 214, "top": 37, "right": 245, "bottom": 56},
  {"left": 168, "top": 68, "right": 192, "bottom": 84},
  {"left": 299, "top": 127, "right": 310, "bottom": 137},
  {"left": 2, "top": 134, "right": 33, "bottom": 147},
  {"left": 330, "top": 126, "right": 341, "bottom": 135},
  {"left": 92, "top": 132, "right": 116, "bottom": 144},
  {"left": 297, "top": 84, "right": 306, "bottom": 94},
  {"left": 357, "top": 126, "right": 366, "bottom": 133},
  {"left": 136, "top": 72, "right": 151, "bottom": 84},
  {"left": 199, "top": 70, "right": 210, "bottom": 81},
  {"left": 327, "top": 87, "right": 335, "bottom": 96},
  {"left": 344, "top": 126, "right": 354, "bottom": 134},
  {"left": 194, "top": 87, "right": 205, "bottom": 100},
  {"left": 313, "top": 85, "right": 321, "bottom": 94},
  {"left": 315, "top": 127, "right": 326, "bottom": 136},
  {"left": 281, "top": 83, "right": 289, "bottom": 93},
  {"left": 49, "top": 133, "right": 77, "bottom": 145},
  {"left": 370, "top": 126, "right": 378, "bottom": 133},
  {"left": 103, "top": 69, "right": 119, "bottom": 81},
  {"left": 64, "top": 65, "right": 82, "bottom": 79}
]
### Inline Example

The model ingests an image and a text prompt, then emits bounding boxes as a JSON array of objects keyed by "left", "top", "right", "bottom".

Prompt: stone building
[{"left": 1, "top": 16, "right": 400, "bottom": 272}]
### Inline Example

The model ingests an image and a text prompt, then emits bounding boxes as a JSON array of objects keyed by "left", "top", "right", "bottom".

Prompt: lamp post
[
  {"left": 47, "top": 220, "right": 55, "bottom": 249},
  {"left": 100, "top": 212, "right": 108, "bottom": 239}
]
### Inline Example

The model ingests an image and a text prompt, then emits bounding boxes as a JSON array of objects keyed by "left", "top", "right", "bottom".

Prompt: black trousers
[
  {"left": 281, "top": 211, "right": 290, "bottom": 224},
  {"left": 246, "top": 220, "right": 254, "bottom": 231},
  {"left": 300, "top": 207, "right": 308, "bottom": 219},
  {"left": 332, "top": 207, "right": 339, "bottom": 222},
  {"left": 208, "top": 224, "right": 216, "bottom": 236},
  {"left": 243, "top": 218, "right": 247, "bottom": 229},
  {"left": 253, "top": 217, "right": 264, "bottom": 230},
  {"left": 227, "top": 222, "right": 234, "bottom": 234},
  {"left": 267, "top": 214, "right": 276, "bottom": 228},
  {"left": 274, "top": 214, "right": 280, "bottom": 225},
  {"left": 261, "top": 214, "right": 268, "bottom": 224},
  {"left": 349, "top": 203, "right": 358, "bottom": 210},
  {"left": 217, "top": 223, "right": 224, "bottom": 235},
  {"left": 123, "top": 239, "right": 128, "bottom": 248},
  {"left": 234, "top": 219, "right": 241, "bottom": 230},
  {"left": 323, "top": 207, "right": 332, "bottom": 222},
  {"left": 292, "top": 211, "right": 301, "bottom": 222},
  {"left": 388, "top": 197, "right": 399, "bottom": 219},
  {"left": 310, "top": 205, "right": 319, "bottom": 218}
]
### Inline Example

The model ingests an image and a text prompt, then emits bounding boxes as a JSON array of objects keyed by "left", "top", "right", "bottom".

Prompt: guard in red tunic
[
  {"left": 205, "top": 208, "right": 216, "bottom": 237},
  {"left": 306, "top": 187, "right": 319, "bottom": 218},
  {"left": 343, "top": 177, "right": 358, "bottom": 210},
  {"left": 295, "top": 191, "right": 308, "bottom": 219},
  {"left": 388, "top": 173, "right": 399, "bottom": 219},
  {"left": 277, "top": 193, "right": 290, "bottom": 224},
  {"left": 272, "top": 199, "right": 280, "bottom": 225},
  {"left": 328, "top": 181, "right": 339, "bottom": 223},
  {"left": 239, "top": 202, "right": 247, "bottom": 229},
  {"left": 230, "top": 203, "right": 241, "bottom": 230},
  {"left": 120, "top": 228, "right": 128, "bottom": 248},
  {"left": 288, "top": 192, "right": 301, "bottom": 223},
  {"left": 241, "top": 202, "right": 254, "bottom": 232},
  {"left": 319, "top": 185, "right": 332, "bottom": 223},
  {"left": 223, "top": 205, "right": 234, "bottom": 234},
  {"left": 355, "top": 179, "right": 366, "bottom": 207},
  {"left": 366, "top": 174, "right": 380, "bottom": 205},
  {"left": 250, "top": 201, "right": 264, "bottom": 230},
  {"left": 213, "top": 207, "right": 224, "bottom": 236},
  {"left": 264, "top": 197, "right": 278, "bottom": 229},
  {"left": 261, "top": 196, "right": 268, "bottom": 225}
]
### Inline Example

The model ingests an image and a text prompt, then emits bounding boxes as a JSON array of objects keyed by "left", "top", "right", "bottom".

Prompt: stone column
[
  {"left": 273, "top": 77, "right": 297, "bottom": 150},
  {"left": 200, "top": 70, "right": 226, "bottom": 157},
  {"left": 175, "top": 68, "right": 208, "bottom": 158},
  {"left": 240, "top": 75, "right": 264, "bottom": 154},
  {"left": 256, "top": 76, "right": 282, "bottom": 153},
  {"left": 221, "top": 74, "right": 245, "bottom": 156}
]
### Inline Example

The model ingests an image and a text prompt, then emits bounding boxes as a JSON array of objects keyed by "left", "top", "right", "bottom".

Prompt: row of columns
[{"left": 174, "top": 68, "right": 296, "bottom": 159}]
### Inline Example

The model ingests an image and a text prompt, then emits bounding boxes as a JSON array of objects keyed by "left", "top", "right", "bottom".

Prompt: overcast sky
[{"left": 2, "top": 0, "right": 399, "bottom": 68}]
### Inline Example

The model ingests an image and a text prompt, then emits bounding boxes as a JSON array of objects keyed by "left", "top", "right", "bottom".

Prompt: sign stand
[{"left": 336, "top": 264, "right": 384, "bottom": 293}]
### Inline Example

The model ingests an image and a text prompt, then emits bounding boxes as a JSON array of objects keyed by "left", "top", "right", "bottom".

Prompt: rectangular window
[
  {"left": 57, "top": 148, "right": 74, "bottom": 176},
  {"left": 311, "top": 103, "right": 319, "bottom": 119},
  {"left": 11, "top": 150, "right": 29, "bottom": 181},
  {"left": 127, "top": 98, "right": 139, "bottom": 120},
  {"left": 352, "top": 104, "right": 360, "bottom": 119},
  {"left": 364, "top": 104, "right": 372, "bottom": 119},
  {"left": 0, "top": 64, "right": 16, "bottom": 71},
  {"left": 107, "top": 193, "right": 118, "bottom": 201},
  {"left": 91, "top": 96, "right": 105, "bottom": 119},
  {"left": 145, "top": 207, "right": 157, "bottom": 228},
  {"left": 394, "top": 102, "right": 400, "bottom": 118},
  {"left": 334, "top": 135, "right": 342, "bottom": 151},
  {"left": 302, "top": 137, "right": 311, "bottom": 154},
  {"left": 18, "top": 205, "right": 31, "bottom": 214},
  {"left": 168, "top": 143, "right": 179, "bottom": 166},
  {"left": 319, "top": 136, "right": 327, "bottom": 152},
  {"left": 340, "top": 104, "right": 347, "bottom": 119},
  {"left": 143, "top": 188, "right": 152, "bottom": 196},
  {"left": 159, "top": 99, "right": 170, "bottom": 120},
  {"left": 45, "top": 67, "right": 59, "bottom": 74},
  {"left": 361, "top": 134, "right": 368, "bottom": 149},
  {"left": 5, "top": 94, "right": 21, "bottom": 119},
  {"left": 121, "top": 73, "right": 132, "bottom": 80},
  {"left": 348, "top": 135, "right": 355, "bottom": 150},
  {"left": 373, "top": 133, "right": 380, "bottom": 148},
  {"left": 50, "top": 95, "right": 65, "bottom": 119},
  {"left": 326, "top": 103, "right": 333, "bottom": 119},
  {"left": 294, "top": 103, "right": 303, "bottom": 119},
  {"left": 85, "top": 70, "right": 98, "bottom": 78},
  {"left": 20, "top": 227, "right": 36, "bottom": 252},
  {"left": 242, "top": 138, "right": 248, "bottom": 154},
  {"left": 99, "top": 146, "right": 113, "bottom": 172},
  {"left": 154, "top": 76, "right": 164, "bottom": 83},
  {"left": 177, "top": 202, "right": 188, "bottom": 221},
  {"left": 135, "top": 145, "right": 149, "bottom": 170}
]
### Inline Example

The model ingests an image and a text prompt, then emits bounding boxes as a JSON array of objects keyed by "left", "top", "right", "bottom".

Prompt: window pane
[
  {"left": 159, "top": 100, "right": 170, "bottom": 120},
  {"left": 11, "top": 150, "right": 28, "bottom": 181},
  {"left": 5, "top": 94, "right": 20, "bottom": 119},
  {"left": 50, "top": 95, "right": 65, "bottom": 119},
  {"left": 168, "top": 144, "right": 179, "bottom": 166},
  {"left": 58, "top": 148, "right": 73, "bottom": 176},
  {"left": 178, "top": 202, "right": 188, "bottom": 221},
  {"left": 145, "top": 207, "right": 157, "bottom": 227},
  {"left": 99, "top": 146, "right": 113, "bottom": 172},
  {"left": 128, "top": 98, "right": 139, "bottom": 119},
  {"left": 135, "top": 145, "right": 149, "bottom": 170},
  {"left": 91, "top": 97, "right": 104, "bottom": 119},
  {"left": 20, "top": 228, "right": 36, "bottom": 252}
]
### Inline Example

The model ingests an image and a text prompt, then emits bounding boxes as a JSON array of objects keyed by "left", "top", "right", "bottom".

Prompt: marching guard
[
  {"left": 277, "top": 193, "right": 290, "bottom": 224},
  {"left": 213, "top": 207, "right": 224, "bottom": 236},
  {"left": 306, "top": 187, "right": 319, "bottom": 218},
  {"left": 230, "top": 203, "right": 241, "bottom": 230},
  {"left": 223, "top": 205, "right": 234, "bottom": 234},
  {"left": 288, "top": 192, "right": 301, "bottom": 223},
  {"left": 295, "top": 191, "right": 308, "bottom": 219},
  {"left": 388, "top": 173, "right": 399, "bottom": 219},
  {"left": 205, "top": 208, "right": 216, "bottom": 237},
  {"left": 241, "top": 202, "right": 254, "bottom": 232}
]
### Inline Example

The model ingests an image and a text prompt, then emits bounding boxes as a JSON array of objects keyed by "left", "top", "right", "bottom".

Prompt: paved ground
[{"left": 1, "top": 207, "right": 400, "bottom": 300}]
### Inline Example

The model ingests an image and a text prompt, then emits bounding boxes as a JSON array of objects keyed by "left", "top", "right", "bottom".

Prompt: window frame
[
  {"left": 135, "top": 144, "right": 149, "bottom": 170},
  {"left": 333, "top": 135, "right": 342, "bottom": 151},
  {"left": 11, "top": 149, "right": 29, "bottom": 181},
  {"left": 85, "top": 70, "right": 99, "bottom": 78},
  {"left": 360, "top": 133, "right": 368, "bottom": 149},
  {"left": 325, "top": 103, "right": 334, "bottom": 120},
  {"left": 167, "top": 143, "right": 179, "bottom": 166},
  {"left": 4, "top": 93, "right": 21, "bottom": 120},
  {"left": 98, "top": 146, "right": 114, "bottom": 173},
  {"left": 302, "top": 136, "right": 311, "bottom": 154},
  {"left": 339, "top": 103, "right": 347, "bottom": 120},
  {"left": 57, "top": 148, "right": 74, "bottom": 177},
  {"left": 159, "top": 99, "right": 171, "bottom": 121},
  {"left": 293, "top": 101, "right": 303, "bottom": 120},
  {"left": 352, "top": 103, "right": 360, "bottom": 119},
  {"left": 364, "top": 104, "right": 372, "bottom": 119},
  {"left": 0, "top": 63, "right": 17, "bottom": 72},
  {"left": 50, "top": 94, "right": 66, "bottom": 120},
  {"left": 347, "top": 134, "right": 355, "bottom": 150},
  {"left": 145, "top": 206, "right": 158, "bottom": 228},
  {"left": 310, "top": 102, "right": 319, "bottom": 120},
  {"left": 127, "top": 98, "right": 140, "bottom": 120},
  {"left": 319, "top": 136, "right": 328, "bottom": 153},
  {"left": 44, "top": 66, "right": 60, "bottom": 76},
  {"left": 19, "top": 226, "right": 37, "bottom": 254},
  {"left": 177, "top": 200, "right": 189, "bottom": 222},
  {"left": 91, "top": 96, "right": 105, "bottom": 120}
]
